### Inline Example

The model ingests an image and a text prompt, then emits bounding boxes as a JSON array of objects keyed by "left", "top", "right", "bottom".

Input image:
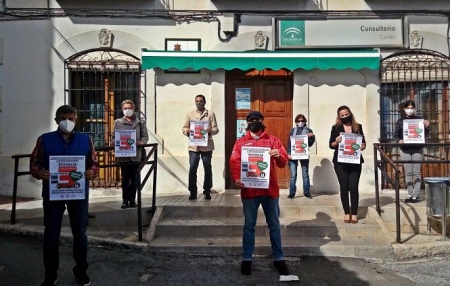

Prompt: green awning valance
[{"left": 141, "top": 49, "right": 380, "bottom": 71}]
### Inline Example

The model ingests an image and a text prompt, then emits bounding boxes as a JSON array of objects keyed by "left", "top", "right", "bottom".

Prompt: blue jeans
[
  {"left": 43, "top": 199, "right": 89, "bottom": 278},
  {"left": 188, "top": 151, "right": 212, "bottom": 194},
  {"left": 241, "top": 197, "right": 284, "bottom": 261},
  {"left": 289, "top": 159, "right": 310, "bottom": 196}
]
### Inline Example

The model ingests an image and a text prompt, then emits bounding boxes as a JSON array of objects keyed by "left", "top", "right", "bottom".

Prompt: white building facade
[{"left": 1, "top": 0, "right": 450, "bottom": 198}]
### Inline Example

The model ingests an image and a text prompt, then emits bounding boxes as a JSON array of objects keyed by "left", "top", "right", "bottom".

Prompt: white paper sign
[
  {"left": 290, "top": 135, "right": 309, "bottom": 160},
  {"left": 189, "top": 120, "right": 209, "bottom": 146},
  {"left": 49, "top": 156, "right": 86, "bottom": 201},
  {"left": 337, "top": 133, "right": 363, "bottom": 164},
  {"left": 114, "top": 130, "right": 137, "bottom": 157},
  {"left": 241, "top": 147, "right": 271, "bottom": 189},
  {"left": 402, "top": 119, "right": 425, "bottom": 144}
]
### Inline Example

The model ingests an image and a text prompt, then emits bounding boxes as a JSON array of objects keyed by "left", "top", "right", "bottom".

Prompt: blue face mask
[{"left": 297, "top": 122, "right": 305, "bottom": 128}]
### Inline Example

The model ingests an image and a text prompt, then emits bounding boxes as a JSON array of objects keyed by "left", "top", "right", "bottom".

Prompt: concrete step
[
  {"left": 148, "top": 235, "right": 394, "bottom": 260},
  {"left": 155, "top": 217, "right": 385, "bottom": 238}
]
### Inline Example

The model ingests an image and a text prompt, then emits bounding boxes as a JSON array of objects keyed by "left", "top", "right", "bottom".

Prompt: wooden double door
[{"left": 225, "top": 69, "right": 293, "bottom": 189}]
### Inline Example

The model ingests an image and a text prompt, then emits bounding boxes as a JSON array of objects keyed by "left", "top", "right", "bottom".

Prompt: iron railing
[
  {"left": 374, "top": 142, "right": 450, "bottom": 243},
  {"left": 10, "top": 143, "right": 158, "bottom": 242}
]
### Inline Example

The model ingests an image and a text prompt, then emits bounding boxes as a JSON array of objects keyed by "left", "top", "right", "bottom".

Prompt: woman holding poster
[
  {"left": 395, "top": 100, "right": 430, "bottom": 204},
  {"left": 329, "top": 106, "right": 366, "bottom": 224},
  {"left": 287, "top": 114, "right": 315, "bottom": 199}
]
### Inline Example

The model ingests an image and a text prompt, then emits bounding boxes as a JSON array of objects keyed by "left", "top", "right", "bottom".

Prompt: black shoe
[
  {"left": 273, "top": 260, "right": 290, "bottom": 275},
  {"left": 41, "top": 276, "right": 57, "bottom": 286},
  {"left": 404, "top": 196, "right": 411, "bottom": 203},
  {"left": 205, "top": 193, "right": 212, "bottom": 200},
  {"left": 129, "top": 200, "right": 137, "bottom": 208},
  {"left": 287, "top": 194, "right": 295, "bottom": 199},
  {"left": 241, "top": 261, "right": 252, "bottom": 275},
  {"left": 410, "top": 197, "right": 420, "bottom": 203},
  {"left": 304, "top": 193, "right": 312, "bottom": 199},
  {"left": 75, "top": 274, "right": 90, "bottom": 286},
  {"left": 120, "top": 202, "right": 128, "bottom": 209},
  {"left": 189, "top": 193, "right": 197, "bottom": 200}
]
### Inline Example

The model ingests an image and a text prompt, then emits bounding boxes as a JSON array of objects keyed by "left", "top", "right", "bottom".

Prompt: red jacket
[{"left": 229, "top": 130, "right": 288, "bottom": 199}]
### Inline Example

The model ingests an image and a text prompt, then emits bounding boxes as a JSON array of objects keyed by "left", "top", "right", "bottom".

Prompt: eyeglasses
[{"left": 296, "top": 120, "right": 305, "bottom": 123}]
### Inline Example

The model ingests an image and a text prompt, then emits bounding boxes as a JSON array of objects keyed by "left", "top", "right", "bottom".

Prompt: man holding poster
[
  {"left": 182, "top": 94, "right": 219, "bottom": 200},
  {"left": 30, "top": 105, "right": 99, "bottom": 286},
  {"left": 230, "top": 110, "right": 290, "bottom": 277}
]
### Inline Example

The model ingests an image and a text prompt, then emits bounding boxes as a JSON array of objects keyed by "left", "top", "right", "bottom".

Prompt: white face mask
[
  {"left": 405, "top": 108, "right": 415, "bottom": 116},
  {"left": 123, "top": 108, "right": 134, "bottom": 117},
  {"left": 297, "top": 122, "right": 305, "bottom": 128},
  {"left": 58, "top": 119, "right": 75, "bottom": 133}
]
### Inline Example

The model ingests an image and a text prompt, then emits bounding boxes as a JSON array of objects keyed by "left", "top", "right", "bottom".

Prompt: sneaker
[
  {"left": 304, "top": 193, "right": 312, "bottom": 199},
  {"left": 241, "top": 261, "right": 252, "bottom": 275},
  {"left": 287, "top": 194, "right": 295, "bottom": 199},
  {"left": 205, "top": 193, "right": 212, "bottom": 200},
  {"left": 188, "top": 193, "right": 197, "bottom": 200},
  {"left": 410, "top": 197, "right": 420, "bottom": 203},
  {"left": 41, "top": 276, "right": 57, "bottom": 286},
  {"left": 74, "top": 273, "right": 91, "bottom": 286},
  {"left": 129, "top": 200, "right": 137, "bottom": 208},
  {"left": 404, "top": 196, "right": 412, "bottom": 203},
  {"left": 273, "top": 260, "right": 290, "bottom": 275},
  {"left": 120, "top": 202, "right": 128, "bottom": 209}
]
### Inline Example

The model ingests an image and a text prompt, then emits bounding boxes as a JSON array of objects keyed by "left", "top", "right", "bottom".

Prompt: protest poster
[
  {"left": 189, "top": 120, "right": 209, "bottom": 146},
  {"left": 337, "top": 133, "right": 363, "bottom": 164},
  {"left": 240, "top": 147, "right": 271, "bottom": 189},
  {"left": 290, "top": 135, "right": 309, "bottom": 160},
  {"left": 114, "top": 129, "right": 137, "bottom": 157},
  {"left": 402, "top": 119, "right": 425, "bottom": 144},
  {"left": 49, "top": 156, "right": 86, "bottom": 201}
]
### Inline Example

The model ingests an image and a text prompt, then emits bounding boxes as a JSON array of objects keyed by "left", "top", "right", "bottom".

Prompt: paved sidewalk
[{"left": 1, "top": 190, "right": 449, "bottom": 260}]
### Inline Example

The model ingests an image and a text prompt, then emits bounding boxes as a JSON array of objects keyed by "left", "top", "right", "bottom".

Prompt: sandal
[
  {"left": 351, "top": 215, "right": 358, "bottom": 224},
  {"left": 344, "top": 214, "right": 351, "bottom": 223}
]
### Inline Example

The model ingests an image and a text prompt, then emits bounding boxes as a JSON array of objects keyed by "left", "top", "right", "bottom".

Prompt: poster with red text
[
  {"left": 114, "top": 130, "right": 137, "bottom": 157},
  {"left": 337, "top": 133, "right": 363, "bottom": 164},
  {"left": 240, "top": 147, "right": 270, "bottom": 189},
  {"left": 189, "top": 120, "right": 209, "bottom": 146},
  {"left": 403, "top": 119, "right": 425, "bottom": 144},
  {"left": 49, "top": 156, "right": 86, "bottom": 201},
  {"left": 290, "top": 135, "right": 309, "bottom": 160}
]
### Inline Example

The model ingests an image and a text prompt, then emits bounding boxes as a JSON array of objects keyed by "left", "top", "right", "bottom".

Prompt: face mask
[
  {"left": 340, "top": 115, "right": 352, "bottom": 124},
  {"left": 405, "top": 108, "right": 415, "bottom": 116},
  {"left": 123, "top": 109, "right": 134, "bottom": 117},
  {"left": 297, "top": 122, "right": 305, "bottom": 128},
  {"left": 196, "top": 102, "right": 205, "bottom": 110},
  {"left": 58, "top": 119, "right": 75, "bottom": 134},
  {"left": 248, "top": 121, "right": 263, "bottom": 133}
]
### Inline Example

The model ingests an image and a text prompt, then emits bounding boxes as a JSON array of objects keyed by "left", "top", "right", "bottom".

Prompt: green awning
[{"left": 141, "top": 49, "right": 380, "bottom": 71}]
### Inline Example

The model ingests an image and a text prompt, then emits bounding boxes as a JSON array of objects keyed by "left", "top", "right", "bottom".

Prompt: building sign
[{"left": 277, "top": 19, "right": 403, "bottom": 48}]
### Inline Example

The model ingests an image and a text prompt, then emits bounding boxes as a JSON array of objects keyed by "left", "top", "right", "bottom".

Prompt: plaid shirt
[{"left": 30, "top": 131, "right": 99, "bottom": 179}]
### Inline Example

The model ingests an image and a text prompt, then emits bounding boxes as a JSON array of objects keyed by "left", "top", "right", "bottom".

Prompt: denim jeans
[
  {"left": 188, "top": 151, "right": 212, "bottom": 194},
  {"left": 289, "top": 159, "right": 310, "bottom": 196},
  {"left": 43, "top": 199, "right": 89, "bottom": 278},
  {"left": 120, "top": 162, "right": 140, "bottom": 203},
  {"left": 241, "top": 196, "right": 284, "bottom": 261}
]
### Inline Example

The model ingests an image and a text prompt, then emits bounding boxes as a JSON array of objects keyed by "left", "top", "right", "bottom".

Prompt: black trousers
[
  {"left": 333, "top": 163, "right": 362, "bottom": 215},
  {"left": 120, "top": 162, "right": 140, "bottom": 203}
]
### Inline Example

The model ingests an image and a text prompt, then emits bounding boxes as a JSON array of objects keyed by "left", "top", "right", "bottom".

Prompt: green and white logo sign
[{"left": 279, "top": 20, "right": 305, "bottom": 46}]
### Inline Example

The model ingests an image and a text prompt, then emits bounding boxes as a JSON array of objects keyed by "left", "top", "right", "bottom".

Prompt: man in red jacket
[{"left": 229, "top": 110, "right": 290, "bottom": 276}]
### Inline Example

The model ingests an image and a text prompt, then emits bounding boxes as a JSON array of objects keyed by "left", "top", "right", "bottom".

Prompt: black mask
[
  {"left": 248, "top": 121, "right": 263, "bottom": 132},
  {"left": 340, "top": 116, "right": 352, "bottom": 124}
]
